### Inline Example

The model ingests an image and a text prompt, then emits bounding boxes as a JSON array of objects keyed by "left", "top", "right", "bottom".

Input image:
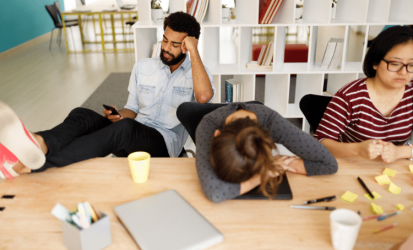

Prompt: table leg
[
  {"left": 110, "top": 14, "right": 116, "bottom": 49},
  {"left": 98, "top": 14, "right": 105, "bottom": 51},
  {"left": 121, "top": 14, "right": 125, "bottom": 41},
  {"left": 62, "top": 14, "right": 69, "bottom": 53},
  {"left": 78, "top": 14, "right": 85, "bottom": 45}
]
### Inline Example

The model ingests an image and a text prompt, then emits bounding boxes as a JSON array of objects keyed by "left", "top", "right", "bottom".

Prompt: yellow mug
[{"left": 127, "top": 152, "right": 151, "bottom": 183}]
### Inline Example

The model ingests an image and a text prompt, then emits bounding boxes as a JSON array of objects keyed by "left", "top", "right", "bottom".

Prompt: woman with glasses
[{"left": 315, "top": 26, "right": 413, "bottom": 163}]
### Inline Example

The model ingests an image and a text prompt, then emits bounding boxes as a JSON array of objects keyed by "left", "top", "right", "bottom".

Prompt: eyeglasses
[{"left": 382, "top": 59, "right": 413, "bottom": 73}]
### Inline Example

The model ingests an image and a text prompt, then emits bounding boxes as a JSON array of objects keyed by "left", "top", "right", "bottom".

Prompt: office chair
[
  {"left": 176, "top": 101, "right": 263, "bottom": 145},
  {"left": 45, "top": 4, "right": 78, "bottom": 50},
  {"left": 299, "top": 94, "right": 332, "bottom": 134}
]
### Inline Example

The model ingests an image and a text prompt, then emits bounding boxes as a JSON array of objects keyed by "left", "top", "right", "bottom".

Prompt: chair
[
  {"left": 45, "top": 4, "right": 78, "bottom": 50},
  {"left": 177, "top": 101, "right": 263, "bottom": 145},
  {"left": 54, "top": 1, "right": 78, "bottom": 23},
  {"left": 299, "top": 94, "right": 332, "bottom": 134}
]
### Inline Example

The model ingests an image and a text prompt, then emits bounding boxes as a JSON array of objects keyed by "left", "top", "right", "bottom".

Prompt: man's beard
[{"left": 160, "top": 49, "right": 186, "bottom": 66}]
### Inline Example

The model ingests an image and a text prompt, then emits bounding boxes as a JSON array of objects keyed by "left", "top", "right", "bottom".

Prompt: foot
[{"left": 0, "top": 101, "right": 45, "bottom": 179}]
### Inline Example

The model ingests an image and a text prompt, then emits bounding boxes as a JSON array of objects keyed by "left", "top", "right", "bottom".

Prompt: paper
[
  {"left": 409, "top": 165, "right": 413, "bottom": 173},
  {"left": 363, "top": 191, "right": 382, "bottom": 201},
  {"left": 51, "top": 203, "right": 70, "bottom": 221},
  {"left": 383, "top": 168, "right": 397, "bottom": 177},
  {"left": 397, "top": 204, "right": 404, "bottom": 211},
  {"left": 371, "top": 202, "right": 384, "bottom": 214},
  {"left": 375, "top": 175, "right": 391, "bottom": 185},
  {"left": 388, "top": 182, "right": 401, "bottom": 194},
  {"left": 341, "top": 191, "right": 358, "bottom": 203}
]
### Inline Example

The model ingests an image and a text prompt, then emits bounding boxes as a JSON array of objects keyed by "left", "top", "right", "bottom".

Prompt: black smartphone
[{"left": 103, "top": 104, "right": 121, "bottom": 116}]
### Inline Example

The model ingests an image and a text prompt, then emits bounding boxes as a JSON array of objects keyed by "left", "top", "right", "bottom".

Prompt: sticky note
[
  {"left": 383, "top": 168, "right": 397, "bottom": 177},
  {"left": 409, "top": 165, "right": 413, "bottom": 173},
  {"left": 363, "top": 191, "right": 382, "bottom": 201},
  {"left": 375, "top": 175, "right": 391, "bottom": 185},
  {"left": 341, "top": 191, "right": 358, "bottom": 203},
  {"left": 371, "top": 202, "right": 384, "bottom": 214},
  {"left": 388, "top": 182, "right": 401, "bottom": 194},
  {"left": 397, "top": 204, "right": 404, "bottom": 211}
]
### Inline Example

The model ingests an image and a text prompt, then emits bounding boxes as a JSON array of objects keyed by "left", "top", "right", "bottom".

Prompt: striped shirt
[{"left": 315, "top": 78, "right": 413, "bottom": 145}]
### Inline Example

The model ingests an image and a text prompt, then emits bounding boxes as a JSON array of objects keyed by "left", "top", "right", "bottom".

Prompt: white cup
[{"left": 330, "top": 209, "right": 362, "bottom": 250}]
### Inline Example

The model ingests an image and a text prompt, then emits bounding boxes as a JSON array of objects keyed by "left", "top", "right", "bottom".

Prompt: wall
[{"left": 0, "top": 0, "right": 64, "bottom": 53}]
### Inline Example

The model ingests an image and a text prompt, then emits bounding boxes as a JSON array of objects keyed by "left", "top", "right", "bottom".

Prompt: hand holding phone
[{"left": 103, "top": 104, "right": 122, "bottom": 122}]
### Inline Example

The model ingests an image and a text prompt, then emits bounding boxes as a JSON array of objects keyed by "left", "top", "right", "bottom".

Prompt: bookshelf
[{"left": 132, "top": 0, "right": 413, "bottom": 132}]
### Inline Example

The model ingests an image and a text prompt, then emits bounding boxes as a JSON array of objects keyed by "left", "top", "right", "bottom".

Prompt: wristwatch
[{"left": 405, "top": 140, "right": 413, "bottom": 161}]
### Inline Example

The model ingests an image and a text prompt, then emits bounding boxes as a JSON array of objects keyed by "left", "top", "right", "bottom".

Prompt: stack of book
[
  {"left": 225, "top": 78, "right": 244, "bottom": 103},
  {"left": 258, "top": 0, "right": 284, "bottom": 24},
  {"left": 151, "top": 41, "right": 162, "bottom": 58},
  {"left": 320, "top": 38, "right": 344, "bottom": 70},
  {"left": 186, "top": 0, "right": 209, "bottom": 23},
  {"left": 246, "top": 41, "right": 274, "bottom": 69}
]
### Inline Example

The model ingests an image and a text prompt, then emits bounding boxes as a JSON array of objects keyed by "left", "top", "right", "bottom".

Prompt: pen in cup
[{"left": 301, "top": 195, "right": 337, "bottom": 205}]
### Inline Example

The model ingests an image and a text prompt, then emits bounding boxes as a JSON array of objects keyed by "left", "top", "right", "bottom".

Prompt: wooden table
[
  {"left": 0, "top": 157, "right": 412, "bottom": 249},
  {"left": 61, "top": 0, "right": 137, "bottom": 53}
]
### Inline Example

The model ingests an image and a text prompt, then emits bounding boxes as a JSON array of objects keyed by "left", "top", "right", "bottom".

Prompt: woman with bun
[{"left": 194, "top": 102, "right": 338, "bottom": 203}]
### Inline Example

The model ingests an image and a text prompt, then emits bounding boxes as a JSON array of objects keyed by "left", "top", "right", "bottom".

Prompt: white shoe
[{"left": 0, "top": 101, "right": 45, "bottom": 178}]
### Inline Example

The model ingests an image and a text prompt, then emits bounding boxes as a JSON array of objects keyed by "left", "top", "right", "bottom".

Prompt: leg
[
  {"left": 33, "top": 118, "right": 169, "bottom": 172},
  {"left": 36, "top": 107, "right": 111, "bottom": 156},
  {"left": 49, "top": 28, "right": 54, "bottom": 50}
]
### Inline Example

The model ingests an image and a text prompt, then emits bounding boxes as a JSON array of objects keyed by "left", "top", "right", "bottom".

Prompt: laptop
[
  {"left": 116, "top": 0, "right": 136, "bottom": 10},
  {"left": 114, "top": 190, "right": 224, "bottom": 250},
  {"left": 234, "top": 174, "right": 293, "bottom": 200}
]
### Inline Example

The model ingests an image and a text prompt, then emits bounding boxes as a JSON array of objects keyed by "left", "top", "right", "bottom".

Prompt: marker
[
  {"left": 373, "top": 222, "right": 398, "bottom": 234},
  {"left": 362, "top": 213, "right": 386, "bottom": 221},
  {"left": 290, "top": 205, "right": 335, "bottom": 210},
  {"left": 301, "top": 195, "right": 337, "bottom": 205},
  {"left": 378, "top": 211, "right": 401, "bottom": 221},
  {"left": 357, "top": 177, "right": 374, "bottom": 199}
]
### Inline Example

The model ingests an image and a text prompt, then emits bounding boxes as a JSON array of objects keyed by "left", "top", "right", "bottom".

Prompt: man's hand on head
[{"left": 181, "top": 36, "right": 198, "bottom": 54}]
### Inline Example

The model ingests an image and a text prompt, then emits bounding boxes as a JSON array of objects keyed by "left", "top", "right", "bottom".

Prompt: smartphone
[{"left": 103, "top": 104, "right": 121, "bottom": 116}]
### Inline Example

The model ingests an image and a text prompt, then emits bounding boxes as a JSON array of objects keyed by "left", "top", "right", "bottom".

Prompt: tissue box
[{"left": 61, "top": 212, "right": 112, "bottom": 250}]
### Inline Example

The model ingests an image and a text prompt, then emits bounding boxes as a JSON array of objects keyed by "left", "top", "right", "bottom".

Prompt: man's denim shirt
[{"left": 124, "top": 55, "right": 215, "bottom": 157}]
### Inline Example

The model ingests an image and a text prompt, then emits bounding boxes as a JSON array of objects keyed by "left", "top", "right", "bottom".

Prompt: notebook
[
  {"left": 234, "top": 174, "right": 293, "bottom": 200},
  {"left": 114, "top": 190, "right": 224, "bottom": 250},
  {"left": 116, "top": 0, "right": 136, "bottom": 10}
]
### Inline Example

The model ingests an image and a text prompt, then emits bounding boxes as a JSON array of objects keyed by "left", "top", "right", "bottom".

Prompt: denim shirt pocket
[
  {"left": 171, "top": 86, "right": 193, "bottom": 108},
  {"left": 138, "top": 85, "right": 156, "bottom": 108}
]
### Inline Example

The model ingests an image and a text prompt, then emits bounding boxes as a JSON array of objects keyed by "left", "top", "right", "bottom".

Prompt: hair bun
[{"left": 236, "top": 127, "right": 266, "bottom": 158}]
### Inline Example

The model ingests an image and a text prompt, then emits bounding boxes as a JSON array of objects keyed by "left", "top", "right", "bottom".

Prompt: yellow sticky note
[
  {"left": 341, "top": 191, "right": 358, "bottom": 203},
  {"left": 388, "top": 182, "right": 401, "bottom": 194},
  {"left": 409, "top": 165, "right": 413, "bottom": 173},
  {"left": 397, "top": 204, "right": 404, "bottom": 211},
  {"left": 371, "top": 202, "right": 384, "bottom": 214},
  {"left": 383, "top": 168, "right": 397, "bottom": 177},
  {"left": 363, "top": 191, "right": 382, "bottom": 201},
  {"left": 375, "top": 175, "right": 391, "bottom": 185}
]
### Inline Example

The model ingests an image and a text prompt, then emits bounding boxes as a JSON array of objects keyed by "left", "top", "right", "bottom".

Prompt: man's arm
[{"left": 182, "top": 36, "right": 213, "bottom": 103}]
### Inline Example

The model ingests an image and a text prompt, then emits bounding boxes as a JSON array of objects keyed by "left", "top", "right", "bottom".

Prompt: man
[{"left": 0, "top": 12, "right": 215, "bottom": 179}]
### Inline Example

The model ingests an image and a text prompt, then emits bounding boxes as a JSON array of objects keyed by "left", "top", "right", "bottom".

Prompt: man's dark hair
[
  {"left": 363, "top": 26, "right": 413, "bottom": 77},
  {"left": 163, "top": 11, "right": 201, "bottom": 39}
]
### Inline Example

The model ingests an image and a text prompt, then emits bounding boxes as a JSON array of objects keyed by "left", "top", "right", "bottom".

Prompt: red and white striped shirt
[{"left": 315, "top": 78, "right": 413, "bottom": 145}]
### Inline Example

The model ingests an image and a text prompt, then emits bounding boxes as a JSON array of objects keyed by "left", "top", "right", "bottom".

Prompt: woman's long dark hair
[{"left": 210, "top": 117, "right": 284, "bottom": 198}]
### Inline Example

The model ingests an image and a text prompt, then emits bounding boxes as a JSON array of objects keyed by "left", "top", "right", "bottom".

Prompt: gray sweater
[{"left": 195, "top": 103, "right": 338, "bottom": 203}]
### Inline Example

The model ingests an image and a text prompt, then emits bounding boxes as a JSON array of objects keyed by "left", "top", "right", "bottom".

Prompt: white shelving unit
[{"left": 133, "top": 0, "right": 413, "bottom": 132}]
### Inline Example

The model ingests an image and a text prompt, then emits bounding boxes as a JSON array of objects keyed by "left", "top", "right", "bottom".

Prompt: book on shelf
[
  {"left": 247, "top": 42, "right": 274, "bottom": 69},
  {"left": 259, "top": 0, "right": 284, "bottom": 24},
  {"left": 186, "top": 0, "right": 209, "bottom": 23},
  {"left": 225, "top": 79, "right": 244, "bottom": 103},
  {"left": 328, "top": 38, "right": 344, "bottom": 69},
  {"left": 320, "top": 38, "right": 338, "bottom": 69},
  {"left": 151, "top": 41, "right": 162, "bottom": 58}
]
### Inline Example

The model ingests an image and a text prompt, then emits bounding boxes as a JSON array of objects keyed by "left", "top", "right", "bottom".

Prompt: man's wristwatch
[{"left": 405, "top": 140, "right": 413, "bottom": 161}]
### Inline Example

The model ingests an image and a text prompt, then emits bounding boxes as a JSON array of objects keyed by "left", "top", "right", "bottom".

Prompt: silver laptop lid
[{"left": 114, "top": 190, "right": 224, "bottom": 250}]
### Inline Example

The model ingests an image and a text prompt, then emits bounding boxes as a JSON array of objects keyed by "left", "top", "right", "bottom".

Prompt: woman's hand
[
  {"left": 272, "top": 155, "right": 298, "bottom": 175},
  {"left": 357, "top": 139, "right": 384, "bottom": 160},
  {"left": 380, "top": 141, "right": 398, "bottom": 163}
]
